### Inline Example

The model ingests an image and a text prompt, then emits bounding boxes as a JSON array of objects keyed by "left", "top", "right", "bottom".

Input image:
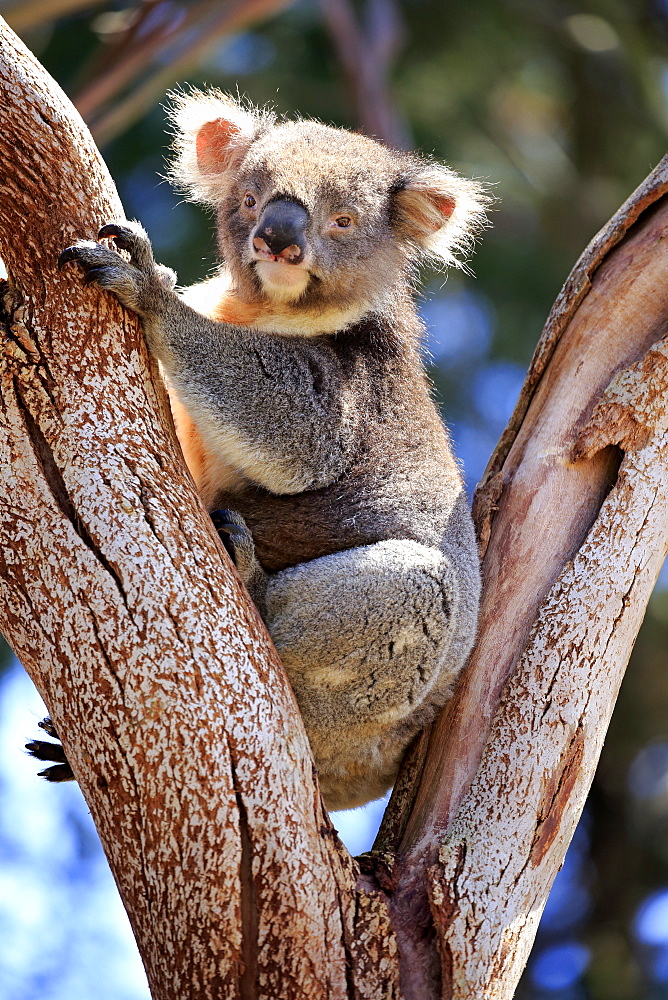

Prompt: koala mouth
[
  {"left": 252, "top": 236, "right": 304, "bottom": 265},
  {"left": 252, "top": 245, "right": 311, "bottom": 302}
]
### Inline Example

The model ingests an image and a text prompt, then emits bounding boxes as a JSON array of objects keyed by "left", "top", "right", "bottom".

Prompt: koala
[{"left": 31, "top": 91, "right": 486, "bottom": 811}]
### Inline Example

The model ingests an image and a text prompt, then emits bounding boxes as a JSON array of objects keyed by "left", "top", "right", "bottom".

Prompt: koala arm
[
  {"left": 151, "top": 301, "right": 357, "bottom": 494},
  {"left": 59, "top": 223, "right": 359, "bottom": 494}
]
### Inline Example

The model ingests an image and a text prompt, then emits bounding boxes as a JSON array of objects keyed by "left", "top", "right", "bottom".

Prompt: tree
[{"left": 1, "top": 15, "right": 667, "bottom": 999}]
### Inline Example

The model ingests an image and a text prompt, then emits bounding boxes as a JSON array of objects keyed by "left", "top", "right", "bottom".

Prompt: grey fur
[{"left": 60, "top": 94, "right": 485, "bottom": 810}]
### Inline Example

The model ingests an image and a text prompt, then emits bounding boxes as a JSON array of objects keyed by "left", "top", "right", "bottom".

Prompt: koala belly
[
  {"left": 264, "top": 537, "right": 479, "bottom": 811},
  {"left": 167, "top": 384, "right": 250, "bottom": 503}
]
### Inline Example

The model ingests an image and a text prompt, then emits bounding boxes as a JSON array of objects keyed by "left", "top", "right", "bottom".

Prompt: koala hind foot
[
  {"left": 211, "top": 508, "right": 268, "bottom": 613},
  {"left": 26, "top": 717, "right": 74, "bottom": 783}
]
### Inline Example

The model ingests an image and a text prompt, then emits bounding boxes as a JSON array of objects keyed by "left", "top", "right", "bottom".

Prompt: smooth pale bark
[
  {"left": 380, "top": 160, "right": 668, "bottom": 998},
  {"left": 1, "top": 13, "right": 668, "bottom": 1000}
]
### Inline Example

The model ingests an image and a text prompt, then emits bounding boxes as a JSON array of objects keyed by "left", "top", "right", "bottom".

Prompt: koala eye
[
  {"left": 243, "top": 193, "right": 257, "bottom": 209},
  {"left": 329, "top": 214, "right": 354, "bottom": 232}
]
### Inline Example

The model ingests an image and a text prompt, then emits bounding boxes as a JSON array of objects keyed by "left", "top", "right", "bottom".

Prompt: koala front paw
[
  {"left": 211, "top": 508, "right": 256, "bottom": 572},
  {"left": 58, "top": 221, "right": 176, "bottom": 316}
]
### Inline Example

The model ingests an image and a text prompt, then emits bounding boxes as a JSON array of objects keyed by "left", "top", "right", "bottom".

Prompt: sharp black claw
[
  {"left": 38, "top": 717, "right": 58, "bottom": 739},
  {"left": 211, "top": 511, "right": 245, "bottom": 538},
  {"left": 211, "top": 509, "right": 238, "bottom": 527},
  {"left": 98, "top": 224, "right": 134, "bottom": 252},
  {"left": 27, "top": 716, "right": 75, "bottom": 782},
  {"left": 225, "top": 524, "right": 246, "bottom": 539},
  {"left": 38, "top": 763, "right": 75, "bottom": 783},
  {"left": 210, "top": 508, "right": 247, "bottom": 564},
  {"left": 82, "top": 267, "right": 107, "bottom": 285},
  {"left": 98, "top": 224, "right": 123, "bottom": 239},
  {"left": 25, "top": 738, "right": 68, "bottom": 764},
  {"left": 58, "top": 246, "right": 81, "bottom": 269}
]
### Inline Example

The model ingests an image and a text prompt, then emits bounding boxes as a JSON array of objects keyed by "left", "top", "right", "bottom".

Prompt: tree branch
[
  {"left": 384, "top": 159, "right": 668, "bottom": 998},
  {"left": 75, "top": 0, "right": 295, "bottom": 145},
  {"left": 319, "top": 0, "right": 409, "bottom": 148},
  {"left": 1, "top": 0, "right": 106, "bottom": 34}
]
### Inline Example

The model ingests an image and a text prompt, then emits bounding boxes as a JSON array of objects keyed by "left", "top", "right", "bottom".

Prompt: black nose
[{"left": 254, "top": 199, "right": 308, "bottom": 257}]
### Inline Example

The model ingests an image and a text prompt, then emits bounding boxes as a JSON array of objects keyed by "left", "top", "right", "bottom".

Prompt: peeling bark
[
  {"left": 1, "top": 14, "right": 668, "bottom": 1000},
  {"left": 383, "top": 159, "right": 668, "bottom": 998}
]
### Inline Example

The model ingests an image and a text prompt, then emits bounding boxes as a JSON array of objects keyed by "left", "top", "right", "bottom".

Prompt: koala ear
[
  {"left": 394, "top": 164, "right": 490, "bottom": 269},
  {"left": 167, "top": 89, "right": 270, "bottom": 204}
]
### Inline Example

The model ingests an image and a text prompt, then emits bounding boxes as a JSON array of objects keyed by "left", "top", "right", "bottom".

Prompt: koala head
[{"left": 169, "top": 90, "right": 488, "bottom": 316}]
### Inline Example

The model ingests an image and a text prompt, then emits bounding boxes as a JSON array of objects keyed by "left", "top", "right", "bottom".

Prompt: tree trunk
[
  {"left": 0, "top": 16, "right": 666, "bottom": 1000},
  {"left": 0, "top": 18, "right": 399, "bottom": 1000}
]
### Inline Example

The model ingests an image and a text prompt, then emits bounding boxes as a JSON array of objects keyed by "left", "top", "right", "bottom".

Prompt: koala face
[
  {"left": 170, "top": 90, "right": 488, "bottom": 316},
  {"left": 219, "top": 121, "right": 406, "bottom": 308}
]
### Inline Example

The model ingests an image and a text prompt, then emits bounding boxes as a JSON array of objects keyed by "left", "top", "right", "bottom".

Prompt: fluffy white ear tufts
[
  {"left": 167, "top": 89, "right": 271, "bottom": 204},
  {"left": 394, "top": 165, "right": 490, "bottom": 269}
]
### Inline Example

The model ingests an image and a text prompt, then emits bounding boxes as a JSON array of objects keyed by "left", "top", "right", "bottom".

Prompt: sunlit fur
[
  {"left": 54, "top": 92, "right": 489, "bottom": 810},
  {"left": 168, "top": 89, "right": 490, "bottom": 337}
]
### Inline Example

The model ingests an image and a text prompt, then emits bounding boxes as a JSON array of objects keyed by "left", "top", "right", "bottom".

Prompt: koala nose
[{"left": 253, "top": 199, "right": 308, "bottom": 262}]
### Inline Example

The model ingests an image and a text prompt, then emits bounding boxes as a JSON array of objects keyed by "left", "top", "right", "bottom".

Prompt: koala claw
[
  {"left": 38, "top": 716, "right": 58, "bottom": 739},
  {"left": 58, "top": 222, "right": 176, "bottom": 314},
  {"left": 58, "top": 243, "right": 90, "bottom": 269},
  {"left": 59, "top": 222, "right": 177, "bottom": 309},
  {"left": 58, "top": 239, "right": 125, "bottom": 275},
  {"left": 211, "top": 508, "right": 251, "bottom": 566},
  {"left": 26, "top": 716, "right": 75, "bottom": 783},
  {"left": 82, "top": 266, "right": 114, "bottom": 286},
  {"left": 98, "top": 221, "right": 138, "bottom": 244},
  {"left": 97, "top": 222, "right": 155, "bottom": 272},
  {"left": 210, "top": 507, "right": 268, "bottom": 608}
]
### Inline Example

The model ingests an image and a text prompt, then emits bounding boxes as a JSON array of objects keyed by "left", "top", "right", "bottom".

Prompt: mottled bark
[
  {"left": 0, "top": 18, "right": 399, "bottom": 1000},
  {"left": 1, "top": 14, "right": 668, "bottom": 1000}
]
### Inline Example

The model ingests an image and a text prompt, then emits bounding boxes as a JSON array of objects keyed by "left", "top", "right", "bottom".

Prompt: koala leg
[
  {"left": 210, "top": 508, "right": 268, "bottom": 614},
  {"left": 264, "top": 538, "right": 475, "bottom": 810}
]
